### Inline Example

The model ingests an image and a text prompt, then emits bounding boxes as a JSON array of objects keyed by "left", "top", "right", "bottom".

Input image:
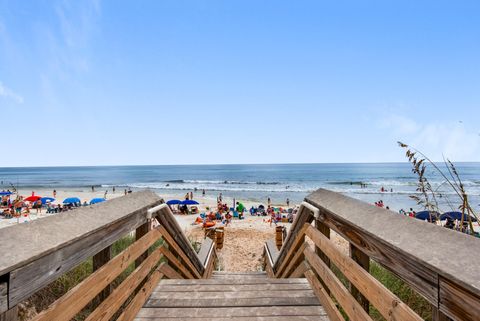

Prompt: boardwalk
[{"left": 136, "top": 272, "right": 328, "bottom": 321}]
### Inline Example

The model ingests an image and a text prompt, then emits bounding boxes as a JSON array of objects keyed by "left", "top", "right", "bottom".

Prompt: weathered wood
[
  {"left": 273, "top": 205, "right": 314, "bottom": 272},
  {"left": 158, "top": 226, "right": 201, "bottom": 279},
  {"left": 265, "top": 239, "right": 280, "bottom": 265},
  {"left": 134, "top": 317, "right": 330, "bottom": 321},
  {"left": 0, "top": 279, "right": 7, "bottom": 313},
  {"left": 275, "top": 225, "right": 308, "bottom": 277},
  {"left": 145, "top": 297, "right": 320, "bottom": 308},
  {"left": 159, "top": 278, "right": 309, "bottom": 285},
  {"left": 305, "top": 269, "right": 344, "bottom": 321},
  {"left": 349, "top": 243, "right": 370, "bottom": 313},
  {"left": 0, "top": 306, "right": 17, "bottom": 321},
  {"left": 290, "top": 261, "right": 309, "bottom": 278},
  {"left": 92, "top": 246, "right": 112, "bottom": 303},
  {"left": 85, "top": 248, "right": 164, "bottom": 321},
  {"left": 281, "top": 242, "right": 307, "bottom": 278},
  {"left": 305, "top": 189, "right": 480, "bottom": 307},
  {"left": 305, "top": 224, "right": 422, "bottom": 321},
  {"left": 159, "top": 264, "right": 183, "bottom": 280},
  {"left": 304, "top": 245, "right": 372, "bottom": 321},
  {"left": 196, "top": 238, "right": 214, "bottom": 267},
  {"left": 149, "top": 290, "right": 315, "bottom": 300},
  {"left": 439, "top": 276, "right": 480, "bottom": 321},
  {"left": 203, "top": 248, "right": 216, "bottom": 279},
  {"left": 32, "top": 227, "right": 163, "bottom": 321},
  {"left": 4, "top": 191, "right": 162, "bottom": 309},
  {"left": 153, "top": 205, "right": 205, "bottom": 275},
  {"left": 315, "top": 219, "right": 330, "bottom": 266},
  {"left": 116, "top": 265, "right": 165, "bottom": 321},
  {"left": 158, "top": 247, "right": 194, "bottom": 279},
  {"left": 135, "top": 221, "right": 151, "bottom": 268},
  {"left": 432, "top": 307, "right": 450, "bottom": 321},
  {"left": 136, "top": 306, "right": 327, "bottom": 318}
]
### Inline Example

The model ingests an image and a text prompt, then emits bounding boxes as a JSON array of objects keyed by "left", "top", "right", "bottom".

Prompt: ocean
[{"left": 1, "top": 163, "right": 479, "bottom": 211}]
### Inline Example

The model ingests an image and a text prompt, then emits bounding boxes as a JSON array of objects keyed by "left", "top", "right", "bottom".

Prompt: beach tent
[
  {"left": 63, "top": 197, "right": 81, "bottom": 204},
  {"left": 181, "top": 200, "right": 199, "bottom": 205},
  {"left": 415, "top": 211, "right": 439, "bottom": 221},
  {"left": 440, "top": 211, "right": 477, "bottom": 222},
  {"left": 90, "top": 198, "right": 106, "bottom": 205},
  {"left": 40, "top": 197, "right": 55, "bottom": 204},
  {"left": 0, "top": 191, "right": 13, "bottom": 196},
  {"left": 167, "top": 200, "right": 182, "bottom": 205},
  {"left": 24, "top": 195, "right": 42, "bottom": 202}
]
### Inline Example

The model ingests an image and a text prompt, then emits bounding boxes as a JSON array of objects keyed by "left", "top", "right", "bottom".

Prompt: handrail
[
  {"left": 266, "top": 188, "right": 480, "bottom": 321},
  {"left": 0, "top": 191, "right": 216, "bottom": 320}
]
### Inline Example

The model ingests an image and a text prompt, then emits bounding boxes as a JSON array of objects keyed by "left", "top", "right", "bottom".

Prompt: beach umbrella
[
  {"left": 440, "top": 211, "right": 477, "bottom": 222},
  {"left": 0, "top": 191, "right": 13, "bottom": 196},
  {"left": 415, "top": 211, "right": 439, "bottom": 221},
  {"left": 181, "top": 200, "right": 199, "bottom": 205},
  {"left": 24, "top": 195, "right": 42, "bottom": 202},
  {"left": 63, "top": 197, "right": 81, "bottom": 204},
  {"left": 167, "top": 199, "right": 182, "bottom": 205},
  {"left": 90, "top": 198, "right": 106, "bottom": 205},
  {"left": 40, "top": 197, "right": 55, "bottom": 204}
]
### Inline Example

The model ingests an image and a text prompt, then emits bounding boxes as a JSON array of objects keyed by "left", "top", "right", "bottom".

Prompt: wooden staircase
[{"left": 135, "top": 271, "right": 329, "bottom": 321}]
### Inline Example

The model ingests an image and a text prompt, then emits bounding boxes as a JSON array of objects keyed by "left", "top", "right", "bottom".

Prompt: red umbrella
[{"left": 24, "top": 195, "right": 42, "bottom": 202}]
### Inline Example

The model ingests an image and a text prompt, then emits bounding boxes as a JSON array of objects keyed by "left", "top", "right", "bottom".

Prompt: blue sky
[{"left": 0, "top": 0, "right": 479, "bottom": 166}]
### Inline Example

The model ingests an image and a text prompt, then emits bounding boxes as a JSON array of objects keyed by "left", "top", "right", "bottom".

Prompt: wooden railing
[
  {"left": 264, "top": 189, "right": 480, "bottom": 321},
  {"left": 0, "top": 191, "right": 216, "bottom": 321}
]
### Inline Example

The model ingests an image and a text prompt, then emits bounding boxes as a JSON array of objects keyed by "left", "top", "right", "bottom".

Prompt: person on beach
[
  {"left": 92, "top": 186, "right": 95, "bottom": 192},
  {"left": 202, "top": 189, "right": 205, "bottom": 197},
  {"left": 35, "top": 199, "right": 42, "bottom": 214},
  {"left": 236, "top": 202, "right": 245, "bottom": 219},
  {"left": 190, "top": 191, "right": 193, "bottom": 200},
  {"left": 104, "top": 190, "right": 108, "bottom": 199},
  {"left": 124, "top": 189, "right": 127, "bottom": 195},
  {"left": 113, "top": 186, "right": 116, "bottom": 193},
  {"left": 218, "top": 193, "right": 223, "bottom": 202},
  {"left": 286, "top": 198, "right": 290, "bottom": 207},
  {"left": 53, "top": 190, "right": 57, "bottom": 198},
  {"left": 268, "top": 197, "right": 271, "bottom": 206}
]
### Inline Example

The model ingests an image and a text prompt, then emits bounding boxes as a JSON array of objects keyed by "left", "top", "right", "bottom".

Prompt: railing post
[
  {"left": 92, "top": 246, "right": 112, "bottom": 302},
  {"left": 0, "top": 306, "right": 17, "bottom": 321},
  {"left": 275, "top": 226, "right": 284, "bottom": 250},
  {"left": 349, "top": 244, "right": 370, "bottom": 313},
  {"left": 315, "top": 219, "right": 330, "bottom": 267},
  {"left": 135, "top": 221, "right": 151, "bottom": 268}
]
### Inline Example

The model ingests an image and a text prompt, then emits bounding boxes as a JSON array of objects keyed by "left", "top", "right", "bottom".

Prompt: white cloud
[
  {"left": 379, "top": 114, "right": 480, "bottom": 161},
  {"left": 0, "top": 82, "right": 24, "bottom": 104}
]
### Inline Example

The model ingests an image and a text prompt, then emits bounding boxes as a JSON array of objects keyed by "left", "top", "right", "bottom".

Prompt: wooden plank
[
  {"left": 305, "top": 224, "right": 422, "bottom": 321},
  {"left": 439, "top": 276, "right": 480, "bottom": 321},
  {"left": 290, "top": 261, "right": 309, "bottom": 278},
  {"left": 0, "top": 280, "right": 7, "bottom": 313},
  {"left": 281, "top": 242, "right": 307, "bottom": 278},
  {"left": 152, "top": 283, "right": 312, "bottom": 292},
  {"left": 92, "top": 246, "right": 112, "bottom": 303},
  {"left": 85, "top": 248, "right": 164, "bottom": 321},
  {"left": 304, "top": 245, "right": 372, "bottom": 321},
  {"left": 145, "top": 297, "right": 320, "bottom": 308},
  {"left": 31, "top": 227, "right": 163, "bottom": 321},
  {"left": 116, "top": 265, "right": 165, "bottom": 321},
  {"left": 202, "top": 246, "right": 215, "bottom": 279},
  {"left": 136, "top": 306, "right": 327, "bottom": 318},
  {"left": 0, "top": 306, "right": 17, "bottom": 321},
  {"left": 149, "top": 290, "right": 315, "bottom": 300},
  {"left": 134, "top": 317, "right": 331, "bottom": 321},
  {"left": 196, "top": 238, "right": 214, "bottom": 267},
  {"left": 273, "top": 205, "right": 314, "bottom": 272},
  {"left": 305, "top": 189, "right": 480, "bottom": 304},
  {"left": 349, "top": 243, "right": 369, "bottom": 313},
  {"left": 154, "top": 205, "right": 205, "bottom": 275},
  {"left": 158, "top": 226, "right": 201, "bottom": 279},
  {"left": 6, "top": 191, "right": 162, "bottom": 307},
  {"left": 305, "top": 269, "right": 344, "bottom": 321},
  {"left": 135, "top": 221, "right": 151, "bottom": 268},
  {"left": 158, "top": 278, "right": 309, "bottom": 285},
  {"left": 158, "top": 247, "right": 194, "bottom": 279},
  {"left": 275, "top": 225, "right": 308, "bottom": 277},
  {"left": 159, "top": 264, "right": 182, "bottom": 280}
]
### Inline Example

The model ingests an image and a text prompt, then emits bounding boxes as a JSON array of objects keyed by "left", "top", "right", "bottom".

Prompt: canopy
[
  {"left": 182, "top": 200, "right": 199, "bottom": 205},
  {"left": 40, "top": 197, "right": 55, "bottom": 204},
  {"left": 63, "top": 197, "right": 81, "bottom": 204},
  {"left": 24, "top": 195, "right": 42, "bottom": 202},
  {"left": 415, "top": 211, "right": 439, "bottom": 221},
  {"left": 440, "top": 211, "right": 478, "bottom": 222},
  {"left": 167, "top": 199, "right": 182, "bottom": 205},
  {"left": 90, "top": 198, "right": 106, "bottom": 205},
  {"left": 0, "top": 191, "right": 13, "bottom": 196}
]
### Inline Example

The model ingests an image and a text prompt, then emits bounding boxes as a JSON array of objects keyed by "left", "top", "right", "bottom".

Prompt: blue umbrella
[
  {"left": 90, "top": 198, "right": 106, "bottom": 205},
  {"left": 182, "top": 200, "right": 199, "bottom": 205},
  {"left": 63, "top": 197, "right": 81, "bottom": 204},
  {"left": 40, "top": 197, "right": 55, "bottom": 204},
  {"left": 0, "top": 191, "right": 13, "bottom": 196},
  {"left": 415, "top": 211, "right": 439, "bottom": 221},
  {"left": 440, "top": 211, "right": 477, "bottom": 222},
  {"left": 167, "top": 199, "right": 182, "bottom": 205}
]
